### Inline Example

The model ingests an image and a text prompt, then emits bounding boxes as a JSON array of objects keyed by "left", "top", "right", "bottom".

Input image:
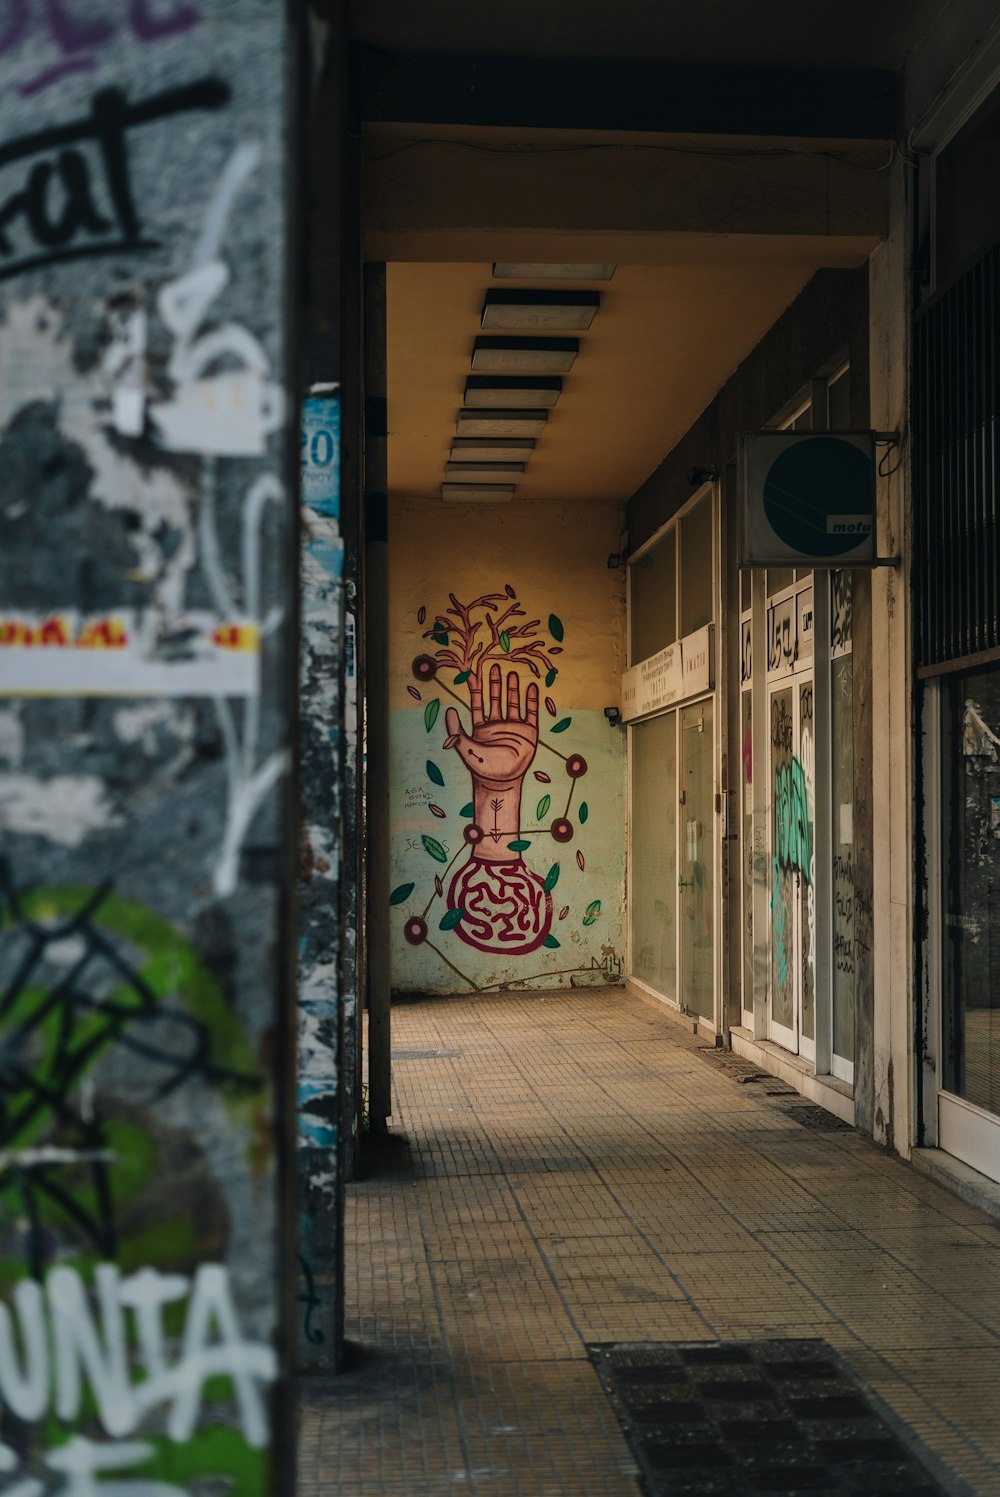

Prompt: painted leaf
[
  {"left": 534, "top": 771, "right": 551, "bottom": 783},
  {"left": 443, "top": 734, "right": 460, "bottom": 750},
  {"left": 426, "top": 759, "right": 445, "bottom": 786},
  {"left": 424, "top": 698, "right": 441, "bottom": 732},
  {"left": 417, "top": 605, "right": 427, "bottom": 625},
  {"left": 434, "top": 875, "right": 444, "bottom": 898},
  {"left": 582, "top": 899, "right": 602, "bottom": 927},
  {"left": 551, "top": 717, "right": 571, "bottom": 733},
  {"left": 433, "top": 631, "right": 449, "bottom": 645},
  {"left": 550, "top": 646, "right": 564, "bottom": 655},
  {"left": 422, "top": 835, "right": 448, "bottom": 863},
  {"left": 454, "top": 670, "right": 471, "bottom": 684},
  {"left": 505, "top": 583, "right": 516, "bottom": 597},
  {"left": 499, "top": 630, "right": 511, "bottom": 652},
  {"left": 545, "top": 668, "right": 558, "bottom": 687},
  {"left": 429, "top": 804, "right": 446, "bottom": 818},
  {"left": 460, "top": 802, "right": 474, "bottom": 818},
  {"left": 543, "top": 864, "right": 560, "bottom": 892},
  {"left": 439, "top": 908, "right": 465, "bottom": 931},
  {"left": 543, "top": 934, "right": 561, "bottom": 949},
  {"left": 407, "top": 685, "right": 421, "bottom": 700},
  {"left": 559, "top": 905, "right": 570, "bottom": 920},
  {"left": 548, "top": 613, "right": 564, "bottom": 642},
  {"left": 579, "top": 802, "right": 589, "bottom": 824},
  {"left": 544, "top": 696, "right": 557, "bottom": 716},
  {"left": 389, "top": 882, "right": 414, "bottom": 906},
  {"left": 576, "top": 850, "right": 586, "bottom": 871},
  {"left": 508, "top": 839, "right": 531, "bottom": 852},
  {"left": 536, "top": 794, "right": 551, "bottom": 819}
]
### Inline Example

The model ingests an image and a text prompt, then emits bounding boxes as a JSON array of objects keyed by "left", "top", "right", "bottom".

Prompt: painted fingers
[{"left": 484, "top": 664, "right": 538, "bottom": 724}]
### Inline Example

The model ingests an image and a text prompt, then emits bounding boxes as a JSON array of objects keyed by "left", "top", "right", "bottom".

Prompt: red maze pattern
[{"left": 448, "top": 856, "right": 553, "bottom": 955}]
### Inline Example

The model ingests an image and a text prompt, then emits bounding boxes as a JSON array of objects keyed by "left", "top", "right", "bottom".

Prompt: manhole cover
[{"left": 589, "top": 1340, "right": 958, "bottom": 1495}]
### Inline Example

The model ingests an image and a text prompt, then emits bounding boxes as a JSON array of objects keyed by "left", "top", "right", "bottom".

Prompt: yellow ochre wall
[{"left": 388, "top": 497, "right": 627, "bottom": 995}]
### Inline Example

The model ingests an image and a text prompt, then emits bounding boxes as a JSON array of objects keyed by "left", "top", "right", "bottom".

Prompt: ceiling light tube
[
  {"left": 481, "top": 290, "right": 600, "bottom": 330},
  {"left": 471, "top": 337, "right": 578, "bottom": 374},
  {"left": 442, "top": 483, "right": 516, "bottom": 502},
  {"left": 492, "top": 263, "right": 616, "bottom": 281},
  {"left": 451, "top": 437, "right": 536, "bottom": 462},
  {"left": 464, "top": 376, "right": 562, "bottom": 408},
  {"left": 456, "top": 409, "right": 549, "bottom": 438},
  {"left": 446, "top": 462, "right": 525, "bottom": 483}
]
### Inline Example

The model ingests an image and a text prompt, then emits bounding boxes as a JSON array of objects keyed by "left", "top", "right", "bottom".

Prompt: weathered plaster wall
[
  {"left": 388, "top": 498, "right": 626, "bottom": 996},
  {"left": 0, "top": 5, "right": 297, "bottom": 1490}
]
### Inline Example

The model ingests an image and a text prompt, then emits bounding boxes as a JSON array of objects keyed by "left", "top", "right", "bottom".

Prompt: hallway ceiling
[
  {"left": 351, "top": 0, "right": 948, "bottom": 70},
  {"left": 388, "top": 259, "right": 824, "bottom": 504}
]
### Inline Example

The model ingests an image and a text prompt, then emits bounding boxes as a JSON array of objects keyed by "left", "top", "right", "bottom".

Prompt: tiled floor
[{"left": 298, "top": 987, "right": 1000, "bottom": 1495}]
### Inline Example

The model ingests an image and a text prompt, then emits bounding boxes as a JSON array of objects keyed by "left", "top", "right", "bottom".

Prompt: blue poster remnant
[{"left": 297, "top": 386, "right": 345, "bottom": 1366}]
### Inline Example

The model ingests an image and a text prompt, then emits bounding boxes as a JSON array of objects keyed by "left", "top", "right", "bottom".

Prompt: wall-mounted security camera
[{"left": 604, "top": 706, "right": 621, "bottom": 727}]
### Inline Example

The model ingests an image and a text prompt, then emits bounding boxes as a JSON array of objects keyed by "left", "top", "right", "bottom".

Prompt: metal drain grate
[
  {"left": 779, "top": 1103, "right": 854, "bottom": 1132},
  {"left": 590, "top": 1340, "right": 955, "bottom": 1495}
]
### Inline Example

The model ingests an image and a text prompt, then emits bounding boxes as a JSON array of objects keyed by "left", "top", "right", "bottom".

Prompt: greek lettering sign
[
  {"left": 622, "top": 626, "right": 715, "bottom": 723},
  {"left": 739, "top": 431, "right": 876, "bottom": 567},
  {"left": 621, "top": 642, "right": 682, "bottom": 722}
]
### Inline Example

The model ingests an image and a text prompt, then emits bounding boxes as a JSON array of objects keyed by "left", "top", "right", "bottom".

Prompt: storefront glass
[
  {"left": 630, "top": 711, "right": 677, "bottom": 1000},
  {"left": 941, "top": 667, "right": 1000, "bottom": 1119}
]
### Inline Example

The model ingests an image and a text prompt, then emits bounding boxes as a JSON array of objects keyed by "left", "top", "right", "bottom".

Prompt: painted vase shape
[{"left": 448, "top": 854, "right": 553, "bottom": 955}]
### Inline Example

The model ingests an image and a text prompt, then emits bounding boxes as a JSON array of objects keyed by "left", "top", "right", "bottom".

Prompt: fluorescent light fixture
[
  {"left": 482, "top": 289, "right": 600, "bottom": 330},
  {"left": 493, "top": 263, "right": 616, "bottom": 281},
  {"left": 446, "top": 462, "right": 525, "bottom": 483},
  {"left": 456, "top": 409, "right": 549, "bottom": 438},
  {"left": 465, "top": 376, "right": 561, "bottom": 408},
  {"left": 442, "top": 483, "right": 516, "bottom": 502},
  {"left": 451, "top": 437, "right": 536, "bottom": 462},
  {"left": 472, "top": 336, "right": 578, "bottom": 374}
]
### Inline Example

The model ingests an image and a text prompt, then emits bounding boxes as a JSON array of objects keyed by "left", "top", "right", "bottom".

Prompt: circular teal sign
[{"left": 763, "top": 437, "right": 873, "bottom": 559}]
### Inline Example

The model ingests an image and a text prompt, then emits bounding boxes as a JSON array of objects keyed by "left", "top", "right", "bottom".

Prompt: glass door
[
  {"left": 680, "top": 699, "right": 715, "bottom": 1019},
  {"left": 767, "top": 675, "right": 815, "bottom": 1054},
  {"left": 629, "top": 711, "right": 677, "bottom": 1001}
]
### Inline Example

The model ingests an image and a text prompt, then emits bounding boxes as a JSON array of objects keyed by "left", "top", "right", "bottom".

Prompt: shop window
[
  {"left": 679, "top": 494, "right": 713, "bottom": 637},
  {"left": 831, "top": 571, "right": 854, "bottom": 1077},
  {"left": 629, "top": 526, "right": 676, "bottom": 664},
  {"left": 941, "top": 667, "right": 1000, "bottom": 1118}
]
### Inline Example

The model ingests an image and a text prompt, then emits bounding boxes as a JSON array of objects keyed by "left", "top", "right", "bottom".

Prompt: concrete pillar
[{"left": 0, "top": 5, "right": 299, "bottom": 1487}]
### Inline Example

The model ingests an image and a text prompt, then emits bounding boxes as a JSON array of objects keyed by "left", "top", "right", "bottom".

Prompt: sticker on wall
[
  {"left": 0, "top": 610, "right": 259, "bottom": 696},
  {"left": 391, "top": 587, "right": 606, "bottom": 991}
]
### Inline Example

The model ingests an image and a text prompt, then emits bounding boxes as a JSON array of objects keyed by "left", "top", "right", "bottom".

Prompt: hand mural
[
  {"left": 392, "top": 587, "right": 604, "bottom": 983},
  {"left": 444, "top": 666, "right": 550, "bottom": 954},
  {"left": 445, "top": 666, "right": 539, "bottom": 858}
]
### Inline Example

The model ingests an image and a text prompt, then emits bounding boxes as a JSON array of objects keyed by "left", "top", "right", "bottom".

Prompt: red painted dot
[
  {"left": 566, "top": 755, "right": 588, "bottom": 779},
  {"left": 403, "top": 917, "right": 428, "bottom": 945},
  {"left": 551, "top": 818, "right": 574, "bottom": 843},
  {"left": 464, "top": 822, "right": 485, "bottom": 845},
  {"left": 411, "top": 654, "right": 438, "bottom": 681}
]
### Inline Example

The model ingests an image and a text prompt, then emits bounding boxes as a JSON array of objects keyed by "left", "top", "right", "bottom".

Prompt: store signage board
[
  {"left": 682, "top": 625, "right": 713, "bottom": 696},
  {"left": 621, "top": 642, "right": 682, "bottom": 722},
  {"left": 739, "top": 431, "right": 876, "bottom": 567},
  {"left": 622, "top": 627, "right": 715, "bottom": 723}
]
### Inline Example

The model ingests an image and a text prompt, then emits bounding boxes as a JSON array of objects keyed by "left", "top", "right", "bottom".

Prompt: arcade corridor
[{"left": 299, "top": 988, "right": 1000, "bottom": 1494}]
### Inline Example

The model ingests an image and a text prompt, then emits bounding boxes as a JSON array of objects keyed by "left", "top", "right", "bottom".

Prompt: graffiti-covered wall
[
  {"left": 0, "top": 5, "right": 296, "bottom": 1491},
  {"left": 389, "top": 498, "right": 626, "bottom": 996}
]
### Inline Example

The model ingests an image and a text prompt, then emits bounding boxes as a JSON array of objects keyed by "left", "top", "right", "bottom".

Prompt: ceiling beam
[{"left": 356, "top": 47, "right": 897, "bottom": 140}]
